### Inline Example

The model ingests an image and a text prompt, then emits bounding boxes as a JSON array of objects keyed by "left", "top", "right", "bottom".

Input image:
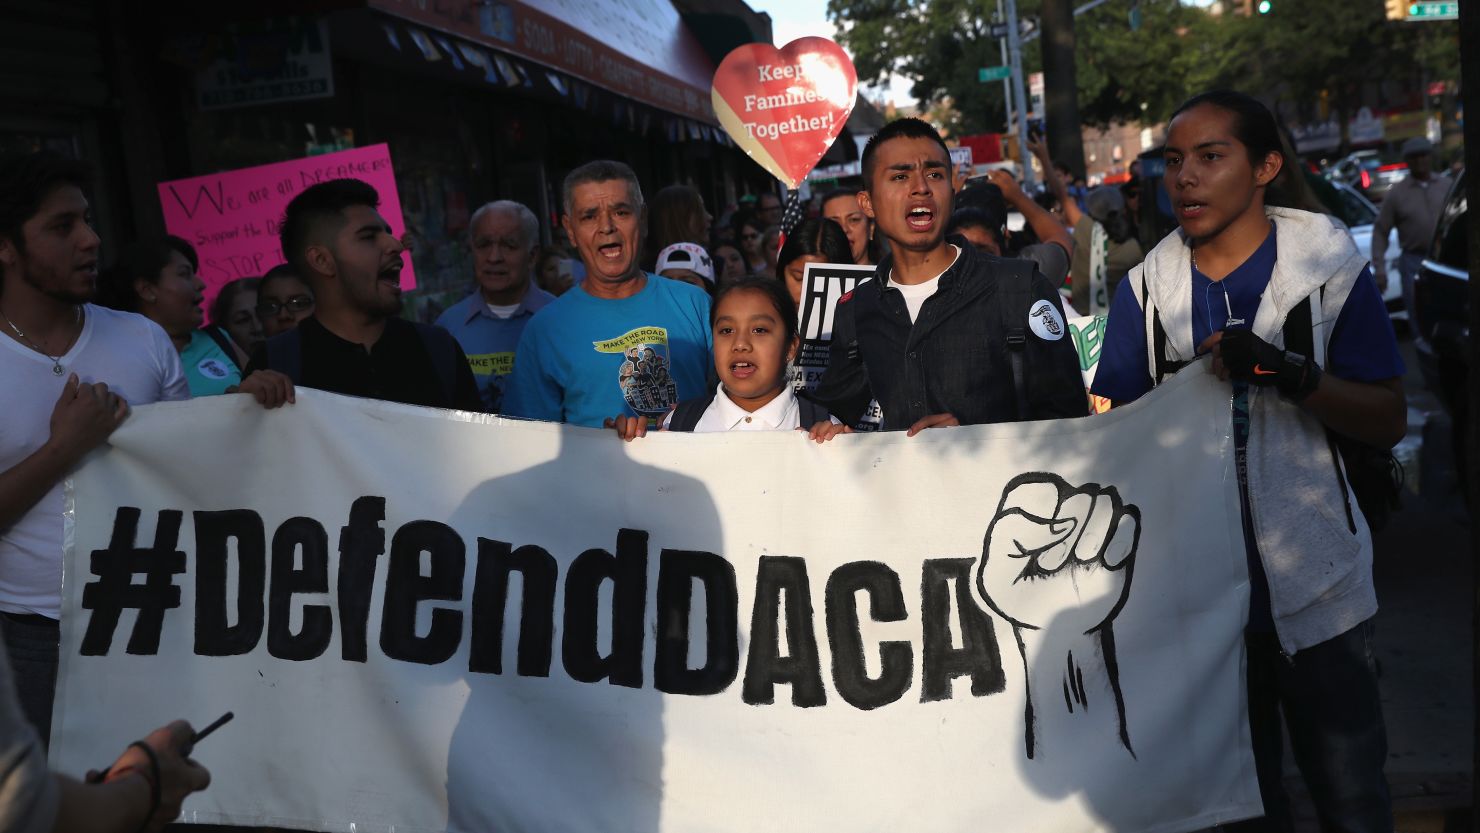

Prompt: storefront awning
[{"left": 367, "top": 0, "right": 717, "bottom": 123}]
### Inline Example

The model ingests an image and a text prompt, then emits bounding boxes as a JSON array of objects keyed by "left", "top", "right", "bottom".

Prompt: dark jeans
[
  {"left": 0, "top": 612, "right": 60, "bottom": 748},
  {"left": 1227, "top": 621, "right": 1392, "bottom": 833}
]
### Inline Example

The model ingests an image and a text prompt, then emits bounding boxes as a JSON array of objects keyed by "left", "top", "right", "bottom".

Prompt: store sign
[
  {"left": 370, "top": 0, "right": 716, "bottom": 123},
  {"left": 1291, "top": 119, "right": 1341, "bottom": 154},
  {"left": 1349, "top": 107, "right": 1385, "bottom": 145},
  {"left": 197, "top": 20, "right": 335, "bottom": 111},
  {"left": 156, "top": 144, "right": 417, "bottom": 319},
  {"left": 712, "top": 38, "right": 858, "bottom": 189}
]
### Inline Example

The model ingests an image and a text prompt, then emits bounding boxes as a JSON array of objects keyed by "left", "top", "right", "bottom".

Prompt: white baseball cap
[{"left": 655, "top": 242, "right": 714, "bottom": 283}]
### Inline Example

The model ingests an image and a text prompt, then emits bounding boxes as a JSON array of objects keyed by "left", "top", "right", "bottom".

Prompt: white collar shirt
[{"left": 693, "top": 383, "right": 801, "bottom": 432}]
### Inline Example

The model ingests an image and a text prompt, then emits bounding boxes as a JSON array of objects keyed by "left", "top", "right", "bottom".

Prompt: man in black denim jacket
[{"left": 809, "top": 119, "right": 1088, "bottom": 435}]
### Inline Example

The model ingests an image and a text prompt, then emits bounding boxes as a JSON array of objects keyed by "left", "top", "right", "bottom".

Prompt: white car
[{"left": 1326, "top": 180, "right": 1403, "bottom": 318}]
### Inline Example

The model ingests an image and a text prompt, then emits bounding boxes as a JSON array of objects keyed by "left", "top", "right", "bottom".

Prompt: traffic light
[
  {"left": 1257, "top": 0, "right": 1271, "bottom": 11},
  {"left": 1384, "top": 0, "right": 1408, "bottom": 19}
]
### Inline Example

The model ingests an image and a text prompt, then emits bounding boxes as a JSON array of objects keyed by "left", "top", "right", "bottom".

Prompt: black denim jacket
[{"left": 811, "top": 241, "right": 1088, "bottom": 430}]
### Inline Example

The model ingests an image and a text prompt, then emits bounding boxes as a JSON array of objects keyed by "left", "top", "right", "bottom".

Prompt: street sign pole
[
  {"left": 998, "top": 0, "right": 1013, "bottom": 137},
  {"left": 1004, "top": 0, "right": 1036, "bottom": 189}
]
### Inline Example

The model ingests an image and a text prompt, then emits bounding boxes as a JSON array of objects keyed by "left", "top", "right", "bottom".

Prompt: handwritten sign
[
  {"left": 156, "top": 144, "right": 416, "bottom": 319},
  {"left": 712, "top": 38, "right": 857, "bottom": 189}
]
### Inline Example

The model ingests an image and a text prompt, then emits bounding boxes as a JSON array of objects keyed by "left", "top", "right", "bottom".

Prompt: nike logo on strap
[{"left": 1253, "top": 365, "right": 1277, "bottom": 376}]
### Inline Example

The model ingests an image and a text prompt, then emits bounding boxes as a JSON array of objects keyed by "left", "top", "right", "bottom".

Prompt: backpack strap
[
  {"left": 996, "top": 262, "right": 1032, "bottom": 421},
  {"left": 1282, "top": 292, "right": 1315, "bottom": 358},
  {"left": 666, "top": 388, "right": 719, "bottom": 433},
  {"left": 415, "top": 324, "right": 460, "bottom": 406},
  {"left": 202, "top": 326, "right": 242, "bottom": 372},
  {"left": 265, "top": 328, "right": 303, "bottom": 384},
  {"left": 1142, "top": 277, "right": 1188, "bottom": 386}
]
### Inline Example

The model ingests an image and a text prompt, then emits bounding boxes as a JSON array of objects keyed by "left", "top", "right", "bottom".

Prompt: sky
[{"left": 746, "top": 0, "right": 916, "bottom": 106}]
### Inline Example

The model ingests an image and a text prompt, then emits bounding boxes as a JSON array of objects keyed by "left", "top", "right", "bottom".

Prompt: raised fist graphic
[{"left": 975, "top": 473, "right": 1141, "bottom": 759}]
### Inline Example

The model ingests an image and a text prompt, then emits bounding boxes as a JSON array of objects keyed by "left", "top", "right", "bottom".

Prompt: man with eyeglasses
[
  {"left": 756, "top": 191, "right": 783, "bottom": 228},
  {"left": 241, "top": 179, "right": 483, "bottom": 412}
]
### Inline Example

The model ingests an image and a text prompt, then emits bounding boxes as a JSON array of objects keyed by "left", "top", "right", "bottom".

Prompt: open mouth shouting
[
  {"left": 905, "top": 203, "right": 936, "bottom": 232},
  {"left": 378, "top": 258, "right": 404, "bottom": 290},
  {"left": 596, "top": 238, "right": 626, "bottom": 263}
]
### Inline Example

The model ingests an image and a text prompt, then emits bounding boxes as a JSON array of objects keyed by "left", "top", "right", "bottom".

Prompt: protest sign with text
[
  {"left": 55, "top": 367, "right": 1260, "bottom": 832},
  {"left": 1069, "top": 314, "right": 1112, "bottom": 414},
  {"left": 156, "top": 144, "right": 416, "bottom": 319},
  {"left": 795, "top": 261, "right": 880, "bottom": 428},
  {"left": 712, "top": 38, "right": 857, "bottom": 189}
]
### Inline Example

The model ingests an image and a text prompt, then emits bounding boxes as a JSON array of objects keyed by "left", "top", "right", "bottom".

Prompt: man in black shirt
[
  {"left": 240, "top": 179, "right": 481, "bottom": 411},
  {"left": 809, "top": 119, "right": 1086, "bottom": 436}
]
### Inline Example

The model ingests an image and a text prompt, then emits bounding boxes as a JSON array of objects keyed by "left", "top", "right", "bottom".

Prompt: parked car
[
  {"left": 1307, "top": 175, "right": 1403, "bottom": 316},
  {"left": 1413, "top": 168, "right": 1469, "bottom": 498},
  {"left": 1326, "top": 150, "right": 1408, "bottom": 203}
]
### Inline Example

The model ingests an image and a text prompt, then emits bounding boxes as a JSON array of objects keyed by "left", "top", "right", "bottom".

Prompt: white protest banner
[
  {"left": 55, "top": 364, "right": 1261, "bottom": 832},
  {"left": 795, "top": 261, "right": 881, "bottom": 429}
]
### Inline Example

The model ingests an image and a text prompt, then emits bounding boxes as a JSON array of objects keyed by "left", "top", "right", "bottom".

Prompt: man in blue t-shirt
[
  {"left": 435, "top": 200, "right": 555, "bottom": 412},
  {"left": 503, "top": 161, "right": 711, "bottom": 428},
  {"left": 1094, "top": 92, "right": 1405, "bottom": 832}
]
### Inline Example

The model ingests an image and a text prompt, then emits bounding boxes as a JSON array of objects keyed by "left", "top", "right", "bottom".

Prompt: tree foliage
[{"left": 826, "top": 0, "right": 1461, "bottom": 136}]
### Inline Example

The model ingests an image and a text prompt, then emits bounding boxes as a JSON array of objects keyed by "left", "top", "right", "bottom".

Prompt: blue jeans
[
  {"left": 1396, "top": 251, "right": 1424, "bottom": 324},
  {"left": 0, "top": 613, "right": 59, "bottom": 748},
  {"left": 1228, "top": 621, "right": 1392, "bottom": 833}
]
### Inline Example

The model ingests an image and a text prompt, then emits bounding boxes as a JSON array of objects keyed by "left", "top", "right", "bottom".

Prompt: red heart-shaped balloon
[{"left": 711, "top": 38, "right": 858, "bottom": 189}]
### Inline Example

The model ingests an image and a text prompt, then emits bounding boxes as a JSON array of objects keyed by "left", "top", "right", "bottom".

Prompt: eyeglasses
[{"left": 257, "top": 295, "right": 314, "bottom": 317}]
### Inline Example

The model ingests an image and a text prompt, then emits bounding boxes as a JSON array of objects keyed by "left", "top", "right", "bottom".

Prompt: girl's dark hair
[
  {"left": 1170, "top": 90, "right": 1312, "bottom": 210},
  {"left": 946, "top": 206, "right": 1002, "bottom": 246},
  {"left": 259, "top": 263, "right": 310, "bottom": 298},
  {"left": 97, "top": 236, "right": 198, "bottom": 312},
  {"left": 647, "top": 185, "right": 707, "bottom": 256},
  {"left": 730, "top": 208, "right": 762, "bottom": 240},
  {"left": 209, "top": 276, "right": 261, "bottom": 325},
  {"left": 710, "top": 276, "right": 800, "bottom": 341},
  {"left": 775, "top": 218, "right": 851, "bottom": 275}
]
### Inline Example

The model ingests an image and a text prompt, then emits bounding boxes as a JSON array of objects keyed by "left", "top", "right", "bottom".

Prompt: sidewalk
[{"left": 1288, "top": 345, "right": 1474, "bottom": 832}]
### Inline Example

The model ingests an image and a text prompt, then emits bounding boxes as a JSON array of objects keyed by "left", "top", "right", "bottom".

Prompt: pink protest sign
[{"left": 156, "top": 144, "right": 416, "bottom": 319}]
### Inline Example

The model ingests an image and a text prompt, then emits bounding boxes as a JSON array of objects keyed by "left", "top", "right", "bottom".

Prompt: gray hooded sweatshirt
[{"left": 1123, "top": 207, "right": 1377, "bottom": 654}]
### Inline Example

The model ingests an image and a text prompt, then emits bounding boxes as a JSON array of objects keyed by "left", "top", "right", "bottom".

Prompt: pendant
[{"left": 52, "top": 363, "right": 64, "bottom": 376}]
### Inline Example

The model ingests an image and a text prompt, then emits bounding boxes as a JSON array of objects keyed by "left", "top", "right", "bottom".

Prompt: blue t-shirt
[
  {"left": 1091, "top": 224, "right": 1404, "bottom": 630},
  {"left": 435, "top": 286, "right": 555, "bottom": 412},
  {"left": 503, "top": 274, "right": 713, "bottom": 428},
  {"left": 1093, "top": 225, "right": 1404, "bottom": 401}
]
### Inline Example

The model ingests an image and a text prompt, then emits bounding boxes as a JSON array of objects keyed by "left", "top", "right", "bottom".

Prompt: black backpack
[
  {"left": 995, "top": 262, "right": 1039, "bottom": 421},
  {"left": 1282, "top": 293, "right": 1404, "bottom": 533},
  {"left": 667, "top": 388, "right": 832, "bottom": 432}
]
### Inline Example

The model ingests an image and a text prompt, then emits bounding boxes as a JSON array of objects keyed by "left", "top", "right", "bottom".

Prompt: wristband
[{"left": 1284, "top": 353, "right": 1322, "bottom": 403}]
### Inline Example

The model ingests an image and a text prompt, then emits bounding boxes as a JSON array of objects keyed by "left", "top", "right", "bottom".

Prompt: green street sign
[
  {"left": 1407, "top": 1, "right": 1458, "bottom": 18},
  {"left": 978, "top": 66, "right": 1012, "bottom": 82}
]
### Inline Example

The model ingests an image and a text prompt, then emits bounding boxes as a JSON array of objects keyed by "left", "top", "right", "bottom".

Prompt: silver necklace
[{"left": 1, "top": 306, "right": 81, "bottom": 375}]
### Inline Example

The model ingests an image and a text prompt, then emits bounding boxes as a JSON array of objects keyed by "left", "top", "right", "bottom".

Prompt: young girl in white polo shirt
[{"left": 606, "top": 277, "right": 835, "bottom": 437}]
